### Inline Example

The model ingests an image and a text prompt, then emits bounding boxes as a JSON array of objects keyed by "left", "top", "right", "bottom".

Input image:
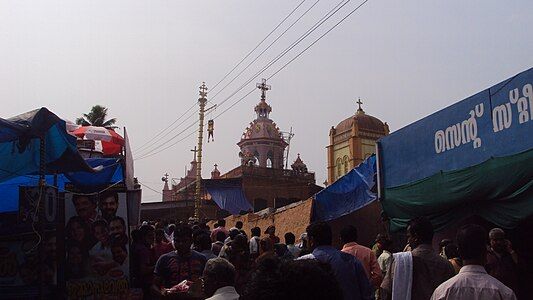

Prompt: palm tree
[{"left": 76, "top": 105, "right": 117, "bottom": 128}]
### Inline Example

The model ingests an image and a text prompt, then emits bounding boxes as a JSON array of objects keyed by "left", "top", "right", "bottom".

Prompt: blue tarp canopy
[
  {"left": 204, "top": 178, "right": 253, "bottom": 215},
  {"left": 0, "top": 158, "right": 123, "bottom": 213},
  {"left": 0, "top": 107, "right": 94, "bottom": 183},
  {"left": 312, "top": 155, "right": 377, "bottom": 222}
]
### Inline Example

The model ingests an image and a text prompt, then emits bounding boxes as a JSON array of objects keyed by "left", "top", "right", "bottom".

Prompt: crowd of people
[{"left": 129, "top": 216, "right": 522, "bottom": 300}]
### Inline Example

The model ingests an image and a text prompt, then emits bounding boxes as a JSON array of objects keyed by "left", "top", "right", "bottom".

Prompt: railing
[{"left": 222, "top": 165, "right": 315, "bottom": 181}]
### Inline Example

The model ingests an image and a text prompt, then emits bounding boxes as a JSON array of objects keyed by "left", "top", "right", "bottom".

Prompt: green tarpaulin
[{"left": 382, "top": 149, "right": 533, "bottom": 232}]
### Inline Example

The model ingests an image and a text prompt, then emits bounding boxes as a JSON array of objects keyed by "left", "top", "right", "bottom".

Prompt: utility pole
[{"left": 194, "top": 82, "right": 216, "bottom": 220}]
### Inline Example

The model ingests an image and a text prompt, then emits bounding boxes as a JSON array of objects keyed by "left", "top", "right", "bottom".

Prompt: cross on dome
[
  {"left": 256, "top": 78, "right": 271, "bottom": 101},
  {"left": 356, "top": 97, "right": 365, "bottom": 113}
]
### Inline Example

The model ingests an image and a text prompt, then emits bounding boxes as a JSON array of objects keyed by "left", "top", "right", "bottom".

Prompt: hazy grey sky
[{"left": 1, "top": 1, "right": 531, "bottom": 202}]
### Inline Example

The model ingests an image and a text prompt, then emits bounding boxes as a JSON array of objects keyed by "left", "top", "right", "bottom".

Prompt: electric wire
[
  {"left": 134, "top": 0, "right": 370, "bottom": 160},
  {"left": 209, "top": 0, "right": 321, "bottom": 101},
  {"left": 212, "top": 0, "right": 351, "bottom": 111},
  {"left": 212, "top": 0, "right": 358, "bottom": 119},
  {"left": 210, "top": 0, "right": 308, "bottom": 93},
  {"left": 134, "top": 105, "right": 199, "bottom": 156}
]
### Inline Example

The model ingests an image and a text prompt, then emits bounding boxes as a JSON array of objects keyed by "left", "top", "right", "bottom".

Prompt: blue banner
[{"left": 380, "top": 67, "right": 533, "bottom": 188}]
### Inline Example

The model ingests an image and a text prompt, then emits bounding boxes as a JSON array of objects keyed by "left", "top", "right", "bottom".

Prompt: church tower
[
  {"left": 327, "top": 99, "right": 389, "bottom": 184},
  {"left": 238, "top": 79, "right": 288, "bottom": 169}
]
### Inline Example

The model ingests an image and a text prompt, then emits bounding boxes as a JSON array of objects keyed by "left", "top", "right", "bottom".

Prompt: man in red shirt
[{"left": 340, "top": 225, "right": 382, "bottom": 288}]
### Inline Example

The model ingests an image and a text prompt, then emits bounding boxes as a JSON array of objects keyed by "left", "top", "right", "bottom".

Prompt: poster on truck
[{"left": 64, "top": 190, "right": 129, "bottom": 299}]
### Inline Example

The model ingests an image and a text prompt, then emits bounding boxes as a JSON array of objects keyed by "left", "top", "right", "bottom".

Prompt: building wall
[{"left": 210, "top": 199, "right": 386, "bottom": 249}]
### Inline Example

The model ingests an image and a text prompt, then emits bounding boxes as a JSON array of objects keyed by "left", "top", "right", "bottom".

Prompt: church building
[
  {"left": 326, "top": 99, "right": 389, "bottom": 184},
  {"left": 141, "top": 79, "right": 321, "bottom": 222}
]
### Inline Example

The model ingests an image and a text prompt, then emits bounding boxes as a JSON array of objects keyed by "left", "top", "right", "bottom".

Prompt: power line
[
  {"left": 210, "top": 0, "right": 308, "bottom": 93},
  {"left": 134, "top": 127, "right": 198, "bottom": 161},
  {"left": 138, "top": 181, "right": 164, "bottom": 195},
  {"left": 134, "top": 106, "right": 198, "bottom": 156},
  {"left": 209, "top": 0, "right": 321, "bottom": 101},
  {"left": 214, "top": 0, "right": 369, "bottom": 120},
  {"left": 133, "top": 0, "right": 370, "bottom": 161},
  {"left": 269, "top": 0, "right": 370, "bottom": 80},
  {"left": 134, "top": 115, "right": 199, "bottom": 159},
  {"left": 212, "top": 0, "right": 352, "bottom": 110},
  {"left": 134, "top": 102, "right": 197, "bottom": 153}
]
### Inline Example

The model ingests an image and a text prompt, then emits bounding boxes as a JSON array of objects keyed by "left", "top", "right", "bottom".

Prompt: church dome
[
  {"left": 241, "top": 119, "right": 284, "bottom": 141},
  {"left": 334, "top": 101, "right": 387, "bottom": 134}
]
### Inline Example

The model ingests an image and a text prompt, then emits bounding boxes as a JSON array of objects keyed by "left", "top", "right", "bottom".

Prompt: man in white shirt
[
  {"left": 249, "top": 227, "right": 261, "bottom": 259},
  {"left": 431, "top": 224, "right": 516, "bottom": 300},
  {"left": 203, "top": 258, "right": 240, "bottom": 300}
]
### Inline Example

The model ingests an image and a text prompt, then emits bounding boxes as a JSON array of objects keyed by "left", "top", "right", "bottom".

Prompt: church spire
[{"left": 254, "top": 79, "right": 272, "bottom": 119}]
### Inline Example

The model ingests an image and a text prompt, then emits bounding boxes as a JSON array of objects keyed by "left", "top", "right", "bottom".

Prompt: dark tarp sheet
[
  {"left": 382, "top": 149, "right": 533, "bottom": 232},
  {"left": 0, "top": 107, "right": 94, "bottom": 183},
  {"left": 204, "top": 178, "right": 252, "bottom": 215},
  {"left": 0, "top": 158, "right": 123, "bottom": 213},
  {"left": 312, "top": 155, "right": 377, "bottom": 222}
]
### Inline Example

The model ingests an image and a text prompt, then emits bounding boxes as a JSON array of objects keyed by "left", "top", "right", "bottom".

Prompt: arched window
[
  {"left": 266, "top": 158, "right": 273, "bottom": 168},
  {"left": 336, "top": 158, "right": 342, "bottom": 178},
  {"left": 266, "top": 151, "right": 273, "bottom": 168},
  {"left": 343, "top": 156, "right": 349, "bottom": 174}
]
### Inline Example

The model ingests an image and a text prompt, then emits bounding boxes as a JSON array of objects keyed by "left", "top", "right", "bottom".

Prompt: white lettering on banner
[
  {"left": 434, "top": 104, "right": 484, "bottom": 154},
  {"left": 509, "top": 83, "right": 533, "bottom": 125},
  {"left": 493, "top": 83, "right": 533, "bottom": 133},
  {"left": 435, "top": 83, "right": 532, "bottom": 154}
]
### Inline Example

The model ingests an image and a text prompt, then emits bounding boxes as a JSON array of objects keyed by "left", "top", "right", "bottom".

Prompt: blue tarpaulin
[
  {"left": 204, "top": 178, "right": 253, "bottom": 215},
  {"left": 379, "top": 67, "right": 533, "bottom": 188},
  {"left": 0, "top": 107, "right": 94, "bottom": 183},
  {"left": 0, "top": 158, "right": 123, "bottom": 213},
  {"left": 312, "top": 156, "right": 377, "bottom": 222}
]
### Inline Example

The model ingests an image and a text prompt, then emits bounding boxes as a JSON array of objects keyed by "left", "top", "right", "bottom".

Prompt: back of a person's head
[
  {"left": 198, "top": 233, "right": 212, "bottom": 252},
  {"left": 139, "top": 224, "right": 154, "bottom": 236},
  {"left": 218, "top": 219, "right": 226, "bottom": 227},
  {"left": 381, "top": 237, "right": 393, "bottom": 251},
  {"left": 280, "top": 260, "right": 342, "bottom": 299},
  {"left": 204, "top": 257, "right": 236, "bottom": 286},
  {"left": 154, "top": 229, "right": 165, "bottom": 242},
  {"left": 457, "top": 224, "right": 487, "bottom": 260},
  {"left": 260, "top": 236, "right": 274, "bottom": 252},
  {"left": 242, "top": 256, "right": 282, "bottom": 300},
  {"left": 215, "top": 230, "right": 227, "bottom": 242},
  {"left": 284, "top": 232, "right": 296, "bottom": 245},
  {"left": 444, "top": 243, "right": 460, "bottom": 259},
  {"left": 251, "top": 227, "right": 261, "bottom": 237},
  {"left": 306, "top": 222, "right": 332, "bottom": 247},
  {"left": 131, "top": 229, "right": 141, "bottom": 243},
  {"left": 174, "top": 224, "right": 193, "bottom": 238},
  {"left": 229, "top": 228, "right": 240, "bottom": 239},
  {"left": 340, "top": 225, "right": 358, "bottom": 244},
  {"left": 242, "top": 256, "right": 342, "bottom": 300},
  {"left": 235, "top": 221, "right": 243, "bottom": 229},
  {"left": 232, "top": 234, "right": 249, "bottom": 252},
  {"left": 439, "top": 238, "right": 453, "bottom": 249},
  {"left": 408, "top": 216, "right": 434, "bottom": 244}
]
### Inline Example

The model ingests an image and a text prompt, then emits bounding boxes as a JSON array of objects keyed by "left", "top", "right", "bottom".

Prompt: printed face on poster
[{"left": 64, "top": 191, "right": 129, "bottom": 299}]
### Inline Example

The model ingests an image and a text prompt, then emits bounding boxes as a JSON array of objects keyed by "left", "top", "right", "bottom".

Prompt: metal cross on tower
[
  {"left": 190, "top": 146, "right": 198, "bottom": 161},
  {"left": 256, "top": 78, "right": 271, "bottom": 100},
  {"left": 356, "top": 98, "right": 364, "bottom": 112}
]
